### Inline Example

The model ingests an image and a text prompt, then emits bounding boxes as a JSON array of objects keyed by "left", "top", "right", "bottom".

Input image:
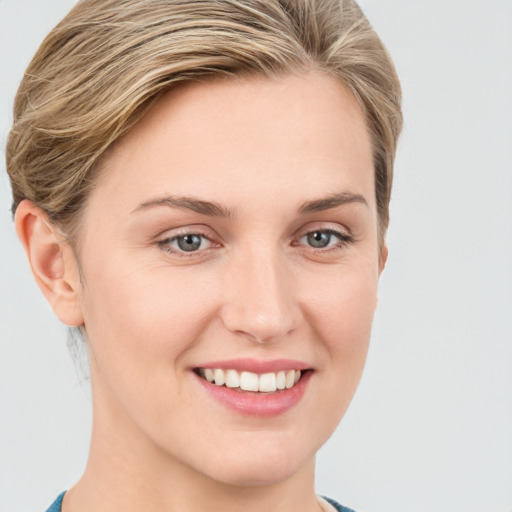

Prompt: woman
[{"left": 6, "top": 0, "right": 402, "bottom": 511}]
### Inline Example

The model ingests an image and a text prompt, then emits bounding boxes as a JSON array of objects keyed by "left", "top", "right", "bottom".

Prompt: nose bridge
[{"left": 221, "top": 243, "right": 300, "bottom": 343}]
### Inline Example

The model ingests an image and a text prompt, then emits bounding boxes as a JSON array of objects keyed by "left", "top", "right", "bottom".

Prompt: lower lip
[{"left": 195, "top": 371, "right": 312, "bottom": 417}]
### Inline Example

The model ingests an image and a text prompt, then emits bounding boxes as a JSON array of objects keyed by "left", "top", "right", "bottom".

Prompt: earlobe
[
  {"left": 15, "top": 200, "right": 84, "bottom": 327},
  {"left": 379, "top": 243, "right": 388, "bottom": 275}
]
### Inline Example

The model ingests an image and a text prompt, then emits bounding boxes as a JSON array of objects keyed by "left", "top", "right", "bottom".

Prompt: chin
[
  {"left": 193, "top": 437, "right": 316, "bottom": 488},
  {"left": 217, "top": 463, "right": 297, "bottom": 487},
  {"left": 206, "top": 463, "right": 304, "bottom": 488}
]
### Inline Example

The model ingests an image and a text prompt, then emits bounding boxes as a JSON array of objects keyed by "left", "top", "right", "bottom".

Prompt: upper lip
[{"left": 193, "top": 358, "right": 312, "bottom": 373}]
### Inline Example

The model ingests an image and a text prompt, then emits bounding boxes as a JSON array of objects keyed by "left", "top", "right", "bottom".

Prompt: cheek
[
  {"left": 302, "top": 260, "right": 378, "bottom": 347},
  {"left": 78, "top": 258, "right": 224, "bottom": 446},
  {"left": 301, "top": 262, "right": 378, "bottom": 409},
  {"left": 79, "top": 258, "right": 217, "bottom": 377}
]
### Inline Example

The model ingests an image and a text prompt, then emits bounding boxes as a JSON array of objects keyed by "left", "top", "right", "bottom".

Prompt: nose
[{"left": 220, "top": 247, "right": 302, "bottom": 344}]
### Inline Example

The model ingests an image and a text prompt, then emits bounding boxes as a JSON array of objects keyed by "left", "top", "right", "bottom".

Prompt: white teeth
[
  {"left": 214, "top": 368, "right": 226, "bottom": 386},
  {"left": 200, "top": 368, "right": 304, "bottom": 392},
  {"left": 259, "top": 372, "right": 277, "bottom": 393},
  {"left": 225, "top": 369, "right": 240, "bottom": 388},
  {"left": 240, "top": 371, "right": 259, "bottom": 392},
  {"left": 276, "top": 370, "right": 286, "bottom": 390},
  {"left": 285, "top": 369, "right": 295, "bottom": 389}
]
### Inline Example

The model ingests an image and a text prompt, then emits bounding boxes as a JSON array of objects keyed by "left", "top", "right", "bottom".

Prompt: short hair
[{"left": 6, "top": 0, "right": 402, "bottom": 242}]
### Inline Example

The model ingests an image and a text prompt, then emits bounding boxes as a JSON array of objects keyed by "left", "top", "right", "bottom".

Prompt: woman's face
[{"left": 75, "top": 72, "right": 382, "bottom": 486}]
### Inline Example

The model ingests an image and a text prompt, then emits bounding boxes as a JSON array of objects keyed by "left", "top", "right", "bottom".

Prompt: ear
[
  {"left": 15, "top": 199, "right": 84, "bottom": 327},
  {"left": 379, "top": 242, "right": 388, "bottom": 276}
]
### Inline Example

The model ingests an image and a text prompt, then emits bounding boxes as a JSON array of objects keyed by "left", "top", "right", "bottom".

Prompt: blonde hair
[{"left": 6, "top": 0, "right": 402, "bottom": 241}]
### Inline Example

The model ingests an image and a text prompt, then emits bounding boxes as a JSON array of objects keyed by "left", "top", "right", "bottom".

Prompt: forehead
[{"left": 89, "top": 71, "right": 375, "bottom": 216}]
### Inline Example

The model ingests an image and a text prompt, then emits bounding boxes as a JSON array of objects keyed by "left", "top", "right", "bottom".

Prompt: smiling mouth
[{"left": 194, "top": 368, "right": 307, "bottom": 393}]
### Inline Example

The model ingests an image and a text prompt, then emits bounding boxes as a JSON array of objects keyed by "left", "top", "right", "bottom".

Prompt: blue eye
[
  {"left": 299, "top": 229, "right": 351, "bottom": 249},
  {"left": 160, "top": 233, "right": 212, "bottom": 253},
  {"left": 306, "top": 231, "right": 332, "bottom": 248},
  {"left": 176, "top": 234, "right": 203, "bottom": 252}
]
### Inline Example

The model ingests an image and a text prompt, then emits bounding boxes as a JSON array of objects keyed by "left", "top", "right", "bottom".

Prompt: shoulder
[
  {"left": 45, "top": 492, "right": 65, "bottom": 512},
  {"left": 322, "top": 495, "right": 358, "bottom": 512}
]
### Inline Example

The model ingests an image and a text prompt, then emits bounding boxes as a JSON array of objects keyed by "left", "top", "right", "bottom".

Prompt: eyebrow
[
  {"left": 132, "top": 195, "right": 235, "bottom": 218},
  {"left": 132, "top": 190, "right": 368, "bottom": 217},
  {"left": 298, "top": 191, "right": 368, "bottom": 214}
]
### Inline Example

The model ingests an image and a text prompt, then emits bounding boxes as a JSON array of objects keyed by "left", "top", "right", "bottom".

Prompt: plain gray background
[{"left": 1, "top": 1, "right": 511, "bottom": 511}]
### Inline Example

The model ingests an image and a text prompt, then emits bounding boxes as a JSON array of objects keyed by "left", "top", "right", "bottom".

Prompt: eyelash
[
  {"left": 157, "top": 232, "right": 217, "bottom": 257},
  {"left": 294, "top": 228, "right": 354, "bottom": 253},
  {"left": 157, "top": 227, "right": 354, "bottom": 257}
]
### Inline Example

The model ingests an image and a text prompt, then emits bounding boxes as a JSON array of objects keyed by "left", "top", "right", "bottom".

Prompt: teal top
[
  {"left": 46, "top": 492, "right": 356, "bottom": 512},
  {"left": 45, "top": 492, "right": 65, "bottom": 512}
]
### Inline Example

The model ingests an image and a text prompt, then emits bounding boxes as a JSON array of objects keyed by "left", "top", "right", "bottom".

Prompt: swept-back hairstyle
[{"left": 6, "top": 0, "right": 402, "bottom": 242}]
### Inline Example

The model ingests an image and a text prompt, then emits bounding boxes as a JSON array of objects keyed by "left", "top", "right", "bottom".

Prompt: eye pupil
[
  {"left": 177, "top": 234, "right": 202, "bottom": 251},
  {"left": 307, "top": 231, "right": 330, "bottom": 248}
]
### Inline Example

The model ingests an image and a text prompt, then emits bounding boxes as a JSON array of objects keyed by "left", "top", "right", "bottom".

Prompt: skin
[{"left": 16, "top": 71, "right": 386, "bottom": 512}]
